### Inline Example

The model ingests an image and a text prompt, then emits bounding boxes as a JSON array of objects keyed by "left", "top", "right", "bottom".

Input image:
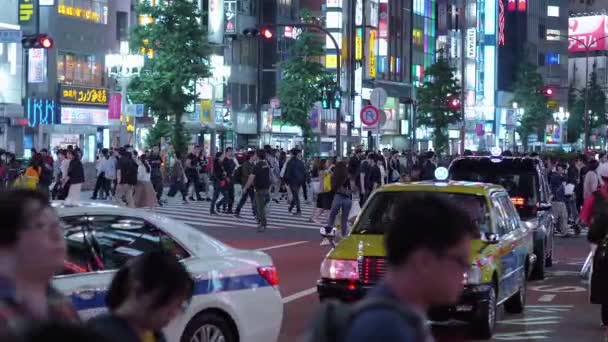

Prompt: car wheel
[
  {"left": 531, "top": 244, "right": 546, "bottom": 280},
  {"left": 504, "top": 276, "right": 526, "bottom": 314},
  {"left": 181, "top": 312, "right": 238, "bottom": 342},
  {"left": 470, "top": 283, "right": 497, "bottom": 340}
]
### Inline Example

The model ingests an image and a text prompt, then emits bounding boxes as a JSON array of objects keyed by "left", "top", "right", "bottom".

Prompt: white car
[{"left": 51, "top": 202, "right": 283, "bottom": 342}]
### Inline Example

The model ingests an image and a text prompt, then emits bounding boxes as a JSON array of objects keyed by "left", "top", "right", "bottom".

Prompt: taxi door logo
[{"left": 19, "top": 0, "right": 35, "bottom": 24}]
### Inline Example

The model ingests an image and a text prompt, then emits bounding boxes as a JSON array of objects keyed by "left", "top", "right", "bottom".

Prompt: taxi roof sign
[
  {"left": 434, "top": 167, "right": 449, "bottom": 181},
  {"left": 490, "top": 147, "right": 502, "bottom": 157}
]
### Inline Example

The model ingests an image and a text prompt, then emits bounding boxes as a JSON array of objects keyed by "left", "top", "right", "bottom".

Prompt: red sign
[
  {"left": 569, "top": 16, "right": 608, "bottom": 53},
  {"left": 378, "top": 3, "right": 389, "bottom": 39},
  {"left": 498, "top": 0, "right": 505, "bottom": 46},
  {"left": 108, "top": 93, "right": 122, "bottom": 120},
  {"left": 517, "top": 0, "right": 527, "bottom": 11},
  {"left": 360, "top": 105, "right": 380, "bottom": 126},
  {"left": 507, "top": 0, "right": 516, "bottom": 11}
]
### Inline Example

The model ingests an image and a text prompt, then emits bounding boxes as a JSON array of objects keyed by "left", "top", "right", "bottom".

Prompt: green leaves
[
  {"left": 129, "top": 0, "right": 211, "bottom": 153},
  {"left": 512, "top": 62, "right": 550, "bottom": 146},
  {"left": 416, "top": 57, "right": 461, "bottom": 154}
]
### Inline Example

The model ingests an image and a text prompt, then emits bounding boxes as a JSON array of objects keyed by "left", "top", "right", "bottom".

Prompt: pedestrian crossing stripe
[{"left": 150, "top": 200, "right": 331, "bottom": 230}]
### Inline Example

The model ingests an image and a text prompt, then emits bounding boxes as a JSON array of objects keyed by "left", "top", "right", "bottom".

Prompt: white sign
[
  {"left": 208, "top": 0, "right": 224, "bottom": 44},
  {"left": 124, "top": 103, "right": 145, "bottom": 117},
  {"left": 326, "top": 0, "right": 343, "bottom": 8},
  {"left": 28, "top": 48, "right": 46, "bottom": 83},
  {"left": 466, "top": 28, "right": 476, "bottom": 58},
  {"left": 270, "top": 97, "right": 280, "bottom": 109},
  {"left": 355, "top": 0, "right": 363, "bottom": 25},
  {"left": 370, "top": 87, "right": 387, "bottom": 107},
  {"left": 61, "top": 107, "right": 109, "bottom": 126}
]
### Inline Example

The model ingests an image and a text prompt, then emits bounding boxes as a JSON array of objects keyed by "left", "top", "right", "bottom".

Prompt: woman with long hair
[
  {"left": 322, "top": 161, "right": 353, "bottom": 239},
  {"left": 89, "top": 251, "right": 194, "bottom": 342},
  {"left": 310, "top": 159, "right": 335, "bottom": 223},
  {"left": 134, "top": 154, "right": 158, "bottom": 208},
  {"left": 210, "top": 151, "right": 229, "bottom": 215},
  {"left": 584, "top": 159, "right": 602, "bottom": 201}
]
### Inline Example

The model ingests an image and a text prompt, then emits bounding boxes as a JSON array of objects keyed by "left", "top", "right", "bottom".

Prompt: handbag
[{"left": 322, "top": 172, "right": 332, "bottom": 192}]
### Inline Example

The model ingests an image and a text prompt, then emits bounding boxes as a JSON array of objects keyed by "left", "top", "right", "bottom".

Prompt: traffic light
[
  {"left": 242, "top": 27, "right": 274, "bottom": 39},
  {"left": 21, "top": 34, "right": 54, "bottom": 49},
  {"left": 543, "top": 87, "right": 554, "bottom": 97},
  {"left": 321, "top": 88, "right": 330, "bottom": 109},
  {"left": 448, "top": 97, "right": 460, "bottom": 109},
  {"left": 332, "top": 89, "right": 341, "bottom": 109}
]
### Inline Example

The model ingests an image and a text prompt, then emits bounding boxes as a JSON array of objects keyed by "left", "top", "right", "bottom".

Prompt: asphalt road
[{"left": 96, "top": 193, "right": 606, "bottom": 342}]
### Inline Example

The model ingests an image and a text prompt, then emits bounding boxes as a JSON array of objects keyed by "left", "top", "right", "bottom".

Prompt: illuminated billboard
[{"left": 569, "top": 16, "right": 608, "bottom": 53}]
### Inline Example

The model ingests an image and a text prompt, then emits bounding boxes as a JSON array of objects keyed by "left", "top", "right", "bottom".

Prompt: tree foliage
[
  {"left": 567, "top": 85, "right": 584, "bottom": 144},
  {"left": 416, "top": 57, "right": 461, "bottom": 154},
  {"left": 512, "top": 62, "right": 551, "bottom": 149},
  {"left": 277, "top": 12, "right": 332, "bottom": 152},
  {"left": 129, "top": 0, "right": 210, "bottom": 153},
  {"left": 566, "top": 70, "right": 606, "bottom": 144}
]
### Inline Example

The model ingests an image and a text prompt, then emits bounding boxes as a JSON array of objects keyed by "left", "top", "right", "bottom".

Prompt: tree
[
  {"left": 129, "top": 0, "right": 210, "bottom": 153},
  {"left": 144, "top": 115, "right": 172, "bottom": 148},
  {"left": 566, "top": 70, "right": 606, "bottom": 145},
  {"left": 567, "top": 85, "right": 584, "bottom": 144},
  {"left": 512, "top": 62, "right": 551, "bottom": 150},
  {"left": 415, "top": 57, "right": 461, "bottom": 154},
  {"left": 587, "top": 70, "right": 607, "bottom": 128},
  {"left": 277, "top": 13, "right": 332, "bottom": 154}
]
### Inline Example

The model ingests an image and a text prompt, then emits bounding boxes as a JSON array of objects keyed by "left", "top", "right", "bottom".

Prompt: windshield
[
  {"left": 449, "top": 160, "right": 539, "bottom": 218},
  {"left": 351, "top": 191, "right": 490, "bottom": 235}
]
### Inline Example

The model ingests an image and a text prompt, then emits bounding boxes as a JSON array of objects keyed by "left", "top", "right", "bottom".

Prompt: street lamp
[
  {"left": 548, "top": 33, "right": 608, "bottom": 151},
  {"left": 553, "top": 106, "right": 570, "bottom": 150},
  {"left": 105, "top": 41, "right": 145, "bottom": 147}
]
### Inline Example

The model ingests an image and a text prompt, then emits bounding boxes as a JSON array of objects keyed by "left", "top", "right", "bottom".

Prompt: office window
[
  {"left": 547, "top": 6, "right": 559, "bottom": 17},
  {"left": 116, "top": 11, "right": 128, "bottom": 41},
  {"left": 547, "top": 29, "right": 561, "bottom": 40},
  {"left": 539, "top": 24, "right": 546, "bottom": 39},
  {"left": 57, "top": 52, "right": 103, "bottom": 87}
]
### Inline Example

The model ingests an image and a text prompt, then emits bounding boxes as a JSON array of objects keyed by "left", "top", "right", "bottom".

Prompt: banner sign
[
  {"left": 60, "top": 85, "right": 108, "bottom": 106},
  {"left": 569, "top": 16, "right": 608, "bottom": 52},
  {"left": 60, "top": 106, "right": 109, "bottom": 126},
  {"left": 108, "top": 93, "right": 121, "bottom": 120}
]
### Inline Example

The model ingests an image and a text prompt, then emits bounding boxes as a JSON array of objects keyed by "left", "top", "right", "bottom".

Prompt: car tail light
[
  {"left": 258, "top": 266, "right": 280, "bottom": 287},
  {"left": 511, "top": 197, "right": 525, "bottom": 207},
  {"left": 320, "top": 258, "right": 359, "bottom": 280}
]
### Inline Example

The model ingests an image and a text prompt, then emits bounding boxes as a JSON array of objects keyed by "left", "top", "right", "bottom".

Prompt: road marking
[
  {"left": 257, "top": 241, "right": 309, "bottom": 251},
  {"left": 282, "top": 287, "right": 317, "bottom": 304},
  {"left": 547, "top": 270, "right": 581, "bottom": 277},
  {"left": 493, "top": 330, "right": 553, "bottom": 340},
  {"left": 537, "top": 294, "right": 556, "bottom": 302},
  {"left": 530, "top": 285, "right": 586, "bottom": 293},
  {"left": 498, "top": 316, "right": 561, "bottom": 325}
]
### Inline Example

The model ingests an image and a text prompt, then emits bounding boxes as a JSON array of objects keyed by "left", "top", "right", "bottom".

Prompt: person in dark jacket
[
  {"left": 235, "top": 151, "right": 257, "bottom": 218},
  {"left": 64, "top": 149, "right": 84, "bottom": 205},
  {"left": 420, "top": 151, "right": 437, "bottom": 181},
  {"left": 88, "top": 251, "right": 194, "bottom": 342},
  {"left": 210, "top": 152, "right": 229, "bottom": 215},
  {"left": 550, "top": 163, "right": 569, "bottom": 236},
  {"left": 284, "top": 148, "right": 306, "bottom": 215},
  {"left": 222, "top": 147, "right": 238, "bottom": 213}
]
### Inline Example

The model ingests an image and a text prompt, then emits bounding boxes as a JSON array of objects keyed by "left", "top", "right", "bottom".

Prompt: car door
[
  {"left": 497, "top": 193, "right": 529, "bottom": 291},
  {"left": 491, "top": 193, "right": 519, "bottom": 302},
  {"left": 53, "top": 214, "right": 191, "bottom": 319}
]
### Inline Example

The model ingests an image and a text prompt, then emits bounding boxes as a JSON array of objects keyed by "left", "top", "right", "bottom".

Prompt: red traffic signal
[
  {"left": 242, "top": 27, "right": 274, "bottom": 39},
  {"left": 21, "top": 34, "right": 54, "bottom": 49},
  {"left": 542, "top": 87, "right": 554, "bottom": 96},
  {"left": 261, "top": 28, "right": 273, "bottom": 39}
]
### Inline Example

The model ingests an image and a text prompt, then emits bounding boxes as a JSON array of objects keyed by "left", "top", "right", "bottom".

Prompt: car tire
[
  {"left": 504, "top": 276, "right": 526, "bottom": 314},
  {"left": 531, "top": 244, "right": 546, "bottom": 280},
  {"left": 470, "top": 283, "right": 497, "bottom": 340},
  {"left": 180, "top": 311, "right": 238, "bottom": 342}
]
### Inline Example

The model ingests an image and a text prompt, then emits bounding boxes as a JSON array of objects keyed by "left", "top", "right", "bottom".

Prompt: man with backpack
[
  {"left": 115, "top": 149, "right": 138, "bottom": 208},
  {"left": 307, "top": 194, "right": 476, "bottom": 342},
  {"left": 241, "top": 149, "right": 271, "bottom": 231},
  {"left": 235, "top": 151, "right": 257, "bottom": 218}
]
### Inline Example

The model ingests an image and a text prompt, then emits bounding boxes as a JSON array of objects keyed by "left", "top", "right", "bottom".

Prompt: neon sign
[
  {"left": 518, "top": 0, "right": 527, "bottom": 11},
  {"left": 507, "top": 0, "right": 516, "bottom": 11},
  {"left": 57, "top": 5, "right": 102, "bottom": 23},
  {"left": 498, "top": 0, "right": 505, "bottom": 46},
  {"left": 26, "top": 98, "right": 57, "bottom": 127}
]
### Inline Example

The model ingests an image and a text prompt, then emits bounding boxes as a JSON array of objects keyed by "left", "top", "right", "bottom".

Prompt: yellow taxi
[{"left": 316, "top": 171, "right": 536, "bottom": 339}]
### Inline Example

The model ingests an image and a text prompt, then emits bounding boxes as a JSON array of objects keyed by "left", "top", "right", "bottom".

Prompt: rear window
[
  {"left": 449, "top": 159, "right": 539, "bottom": 218},
  {"left": 351, "top": 191, "right": 489, "bottom": 235}
]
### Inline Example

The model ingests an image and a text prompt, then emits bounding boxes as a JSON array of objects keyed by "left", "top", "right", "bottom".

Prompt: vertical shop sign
[
  {"left": 466, "top": 28, "right": 476, "bottom": 58},
  {"left": 208, "top": 0, "right": 224, "bottom": 43},
  {"left": 26, "top": 98, "right": 56, "bottom": 127},
  {"left": 355, "top": 28, "right": 363, "bottom": 60},
  {"left": 498, "top": 0, "right": 506, "bottom": 46},
  {"left": 517, "top": 0, "right": 527, "bottom": 11},
  {"left": 378, "top": 3, "right": 389, "bottom": 38},
  {"left": 507, "top": 0, "right": 516, "bottom": 11},
  {"left": 367, "top": 29, "right": 377, "bottom": 78},
  {"left": 28, "top": 48, "right": 46, "bottom": 83},
  {"left": 108, "top": 93, "right": 121, "bottom": 120},
  {"left": 355, "top": 0, "right": 363, "bottom": 26},
  {"left": 224, "top": 1, "right": 236, "bottom": 35},
  {"left": 200, "top": 100, "right": 213, "bottom": 124},
  {"left": 18, "top": 0, "right": 35, "bottom": 24}
]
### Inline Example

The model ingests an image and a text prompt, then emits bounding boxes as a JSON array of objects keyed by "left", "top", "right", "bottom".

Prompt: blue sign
[
  {"left": 26, "top": 98, "right": 58, "bottom": 127},
  {"left": 546, "top": 53, "right": 560, "bottom": 65},
  {"left": 0, "top": 30, "right": 22, "bottom": 43}
]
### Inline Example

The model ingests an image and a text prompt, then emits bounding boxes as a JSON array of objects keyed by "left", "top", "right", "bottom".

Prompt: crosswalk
[{"left": 151, "top": 197, "right": 330, "bottom": 230}]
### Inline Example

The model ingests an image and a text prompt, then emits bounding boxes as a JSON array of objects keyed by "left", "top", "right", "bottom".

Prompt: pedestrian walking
[
  {"left": 420, "top": 151, "right": 437, "bottom": 181},
  {"left": 98, "top": 148, "right": 116, "bottom": 200},
  {"left": 241, "top": 149, "right": 272, "bottom": 231},
  {"left": 115, "top": 149, "right": 138, "bottom": 208},
  {"left": 167, "top": 151, "right": 188, "bottom": 203},
  {"left": 210, "top": 151, "right": 229, "bottom": 215},
  {"left": 88, "top": 251, "right": 194, "bottom": 342},
  {"left": 64, "top": 149, "right": 84, "bottom": 205},
  {"left": 310, "top": 159, "right": 334, "bottom": 223},
  {"left": 149, "top": 146, "right": 164, "bottom": 205},
  {"left": 0, "top": 189, "right": 78, "bottom": 339},
  {"left": 37, "top": 149, "right": 54, "bottom": 196},
  {"left": 265, "top": 146, "right": 281, "bottom": 203},
  {"left": 584, "top": 159, "right": 602, "bottom": 201},
  {"left": 284, "top": 148, "right": 306, "bottom": 216},
  {"left": 550, "top": 163, "right": 569, "bottom": 237},
  {"left": 185, "top": 155, "right": 203, "bottom": 201},
  {"left": 361, "top": 153, "right": 381, "bottom": 204},
  {"left": 235, "top": 150, "right": 257, "bottom": 218},
  {"left": 322, "top": 161, "right": 353, "bottom": 240},
  {"left": 223, "top": 147, "right": 238, "bottom": 213},
  {"left": 17, "top": 154, "right": 42, "bottom": 190},
  {"left": 308, "top": 193, "right": 476, "bottom": 342},
  {"left": 134, "top": 154, "right": 157, "bottom": 208},
  {"left": 580, "top": 163, "right": 608, "bottom": 341}
]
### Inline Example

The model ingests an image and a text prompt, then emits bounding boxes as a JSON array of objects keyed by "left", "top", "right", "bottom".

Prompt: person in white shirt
[{"left": 133, "top": 154, "right": 157, "bottom": 208}]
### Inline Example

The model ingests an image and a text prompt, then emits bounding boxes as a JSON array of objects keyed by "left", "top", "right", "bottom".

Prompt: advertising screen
[{"left": 569, "top": 16, "right": 608, "bottom": 53}]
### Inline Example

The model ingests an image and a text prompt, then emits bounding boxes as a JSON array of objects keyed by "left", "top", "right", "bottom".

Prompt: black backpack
[
  {"left": 123, "top": 159, "right": 139, "bottom": 185},
  {"left": 39, "top": 164, "right": 54, "bottom": 186},
  {"left": 305, "top": 298, "right": 427, "bottom": 342},
  {"left": 233, "top": 165, "right": 243, "bottom": 185}
]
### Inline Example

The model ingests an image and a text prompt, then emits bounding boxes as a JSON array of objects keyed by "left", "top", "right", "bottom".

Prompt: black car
[{"left": 448, "top": 156, "right": 554, "bottom": 280}]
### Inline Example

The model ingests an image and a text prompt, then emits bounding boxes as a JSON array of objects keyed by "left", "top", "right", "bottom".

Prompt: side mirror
[
  {"left": 537, "top": 202, "right": 552, "bottom": 211},
  {"left": 481, "top": 232, "right": 500, "bottom": 244}
]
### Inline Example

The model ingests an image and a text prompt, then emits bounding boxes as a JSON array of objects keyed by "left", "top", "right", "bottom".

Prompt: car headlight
[
  {"left": 320, "top": 259, "right": 359, "bottom": 280},
  {"left": 463, "top": 265, "right": 482, "bottom": 285}
]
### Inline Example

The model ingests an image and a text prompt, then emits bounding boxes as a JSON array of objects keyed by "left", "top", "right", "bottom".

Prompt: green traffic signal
[
  {"left": 321, "top": 89, "right": 330, "bottom": 109},
  {"left": 333, "top": 90, "right": 341, "bottom": 109}
]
